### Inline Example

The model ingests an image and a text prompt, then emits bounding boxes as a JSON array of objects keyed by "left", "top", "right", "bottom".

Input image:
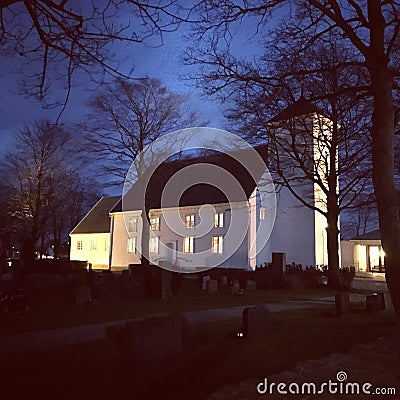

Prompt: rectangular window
[
  {"left": 183, "top": 237, "right": 194, "bottom": 253},
  {"left": 150, "top": 217, "right": 160, "bottom": 231},
  {"left": 214, "top": 212, "right": 224, "bottom": 227},
  {"left": 128, "top": 237, "right": 136, "bottom": 253},
  {"left": 259, "top": 207, "right": 266, "bottom": 220},
  {"left": 185, "top": 214, "right": 195, "bottom": 228},
  {"left": 90, "top": 240, "right": 97, "bottom": 251},
  {"left": 150, "top": 237, "right": 159, "bottom": 254},
  {"left": 77, "top": 240, "right": 83, "bottom": 251},
  {"left": 212, "top": 236, "right": 223, "bottom": 254},
  {"left": 128, "top": 217, "right": 138, "bottom": 232}
]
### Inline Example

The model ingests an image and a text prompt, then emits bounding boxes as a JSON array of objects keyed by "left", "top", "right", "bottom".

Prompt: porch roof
[{"left": 350, "top": 229, "right": 381, "bottom": 242}]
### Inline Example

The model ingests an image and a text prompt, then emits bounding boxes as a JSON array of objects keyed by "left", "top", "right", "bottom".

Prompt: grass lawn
[
  {"left": 0, "top": 282, "right": 337, "bottom": 334},
  {"left": 0, "top": 308, "right": 397, "bottom": 400}
]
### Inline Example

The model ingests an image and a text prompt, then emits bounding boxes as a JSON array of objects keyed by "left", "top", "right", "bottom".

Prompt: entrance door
[{"left": 368, "top": 245, "right": 384, "bottom": 272}]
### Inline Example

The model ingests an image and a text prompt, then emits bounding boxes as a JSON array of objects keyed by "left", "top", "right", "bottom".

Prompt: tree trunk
[
  {"left": 326, "top": 100, "right": 341, "bottom": 288},
  {"left": 19, "top": 237, "right": 35, "bottom": 282},
  {"left": 326, "top": 213, "right": 341, "bottom": 289},
  {"left": 368, "top": 0, "right": 400, "bottom": 318},
  {"left": 140, "top": 207, "right": 151, "bottom": 269}
]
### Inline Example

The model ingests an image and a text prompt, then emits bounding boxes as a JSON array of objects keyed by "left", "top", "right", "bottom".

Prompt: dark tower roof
[{"left": 269, "top": 97, "right": 322, "bottom": 123}]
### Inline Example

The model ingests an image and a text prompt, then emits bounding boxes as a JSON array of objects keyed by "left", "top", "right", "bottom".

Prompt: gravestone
[
  {"left": 202, "top": 275, "right": 210, "bottom": 290},
  {"left": 76, "top": 285, "right": 91, "bottom": 305},
  {"left": 271, "top": 252, "right": 286, "bottom": 288},
  {"left": 107, "top": 314, "right": 186, "bottom": 364},
  {"left": 335, "top": 292, "right": 350, "bottom": 316},
  {"left": 246, "top": 280, "right": 257, "bottom": 292},
  {"left": 285, "top": 274, "right": 305, "bottom": 290},
  {"left": 206, "top": 279, "right": 218, "bottom": 295},
  {"left": 231, "top": 279, "right": 240, "bottom": 295},
  {"left": 383, "top": 292, "right": 395, "bottom": 312},
  {"left": 366, "top": 293, "right": 381, "bottom": 313},
  {"left": 220, "top": 275, "right": 228, "bottom": 288},
  {"left": 243, "top": 306, "right": 269, "bottom": 338},
  {"left": 376, "top": 291, "right": 386, "bottom": 310},
  {"left": 0, "top": 288, "right": 27, "bottom": 314}
]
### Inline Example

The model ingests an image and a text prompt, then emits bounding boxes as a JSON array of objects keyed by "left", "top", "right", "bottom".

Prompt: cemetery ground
[
  {"left": 0, "top": 307, "right": 397, "bottom": 400},
  {"left": 0, "top": 278, "right": 336, "bottom": 334},
  {"left": 0, "top": 275, "right": 398, "bottom": 400}
]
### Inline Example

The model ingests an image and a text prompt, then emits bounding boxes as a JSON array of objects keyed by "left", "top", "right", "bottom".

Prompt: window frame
[
  {"left": 214, "top": 212, "right": 224, "bottom": 228},
  {"left": 211, "top": 235, "right": 223, "bottom": 254},
  {"left": 150, "top": 216, "right": 160, "bottom": 231},
  {"left": 128, "top": 217, "right": 138, "bottom": 232},
  {"left": 185, "top": 214, "right": 195, "bottom": 228},
  {"left": 183, "top": 236, "right": 194, "bottom": 253},
  {"left": 127, "top": 237, "right": 136, "bottom": 254},
  {"left": 149, "top": 236, "right": 159, "bottom": 254}
]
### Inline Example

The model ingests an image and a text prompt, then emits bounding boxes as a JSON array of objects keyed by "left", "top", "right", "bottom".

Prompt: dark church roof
[
  {"left": 351, "top": 229, "right": 381, "bottom": 241},
  {"left": 70, "top": 196, "right": 121, "bottom": 234},
  {"left": 269, "top": 97, "right": 322, "bottom": 123},
  {"left": 111, "top": 145, "right": 268, "bottom": 213}
]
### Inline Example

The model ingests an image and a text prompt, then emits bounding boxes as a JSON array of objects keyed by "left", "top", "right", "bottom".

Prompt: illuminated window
[
  {"left": 214, "top": 212, "right": 224, "bottom": 227},
  {"left": 128, "top": 217, "right": 138, "bottom": 232},
  {"left": 128, "top": 237, "right": 136, "bottom": 253},
  {"left": 212, "top": 236, "right": 223, "bottom": 254},
  {"left": 150, "top": 217, "right": 160, "bottom": 231},
  {"left": 150, "top": 237, "right": 159, "bottom": 253},
  {"left": 183, "top": 237, "right": 194, "bottom": 253},
  {"left": 185, "top": 214, "right": 195, "bottom": 228},
  {"left": 77, "top": 241, "right": 83, "bottom": 250},
  {"left": 259, "top": 207, "right": 266, "bottom": 220}
]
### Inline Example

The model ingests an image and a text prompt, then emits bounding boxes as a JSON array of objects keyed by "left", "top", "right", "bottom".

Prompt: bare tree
[
  {"left": 47, "top": 170, "right": 101, "bottom": 259},
  {"left": 84, "top": 77, "right": 199, "bottom": 183},
  {"left": 83, "top": 76, "right": 199, "bottom": 269},
  {"left": 0, "top": 121, "right": 83, "bottom": 270},
  {"left": 218, "top": 37, "right": 372, "bottom": 287},
  {"left": 185, "top": 0, "right": 400, "bottom": 314},
  {"left": 0, "top": 181, "right": 15, "bottom": 263},
  {"left": 343, "top": 200, "right": 379, "bottom": 238},
  {"left": 0, "top": 0, "right": 184, "bottom": 113}
]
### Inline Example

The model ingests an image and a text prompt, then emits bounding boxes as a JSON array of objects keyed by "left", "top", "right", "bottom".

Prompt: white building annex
[
  {"left": 70, "top": 102, "right": 330, "bottom": 271},
  {"left": 69, "top": 196, "right": 120, "bottom": 269},
  {"left": 341, "top": 230, "right": 385, "bottom": 274}
]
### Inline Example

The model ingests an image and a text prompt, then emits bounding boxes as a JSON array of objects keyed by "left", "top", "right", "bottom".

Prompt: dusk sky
[{"left": 0, "top": 20, "right": 233, "bottom": 156}]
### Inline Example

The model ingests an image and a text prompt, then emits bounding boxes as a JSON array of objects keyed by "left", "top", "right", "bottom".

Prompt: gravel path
[{"left": 0, "top": 300, "right": 331, "bottom": 353}]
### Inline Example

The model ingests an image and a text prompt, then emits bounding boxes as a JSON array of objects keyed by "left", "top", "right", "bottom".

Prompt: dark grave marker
[
  {"left": 243, "top": 306, "right": 269, "bottom": 338},
  {"left": 107, "top": 314, "right": 186, "bottom": 364},
  {"left": 206, "top": 279, "right": 218, "bottom": 295},
  {"left": 335, "top": 292, "right": 350, "bottom": 316},
  {"left": 366, "top": 293, "right": 381, "bottom": 313},
  {"left": 76, "top": 285, "right": 91, "bottom": 305},
  {"left": 246, "top": 279, "right": 257, "bottom": 292}
]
